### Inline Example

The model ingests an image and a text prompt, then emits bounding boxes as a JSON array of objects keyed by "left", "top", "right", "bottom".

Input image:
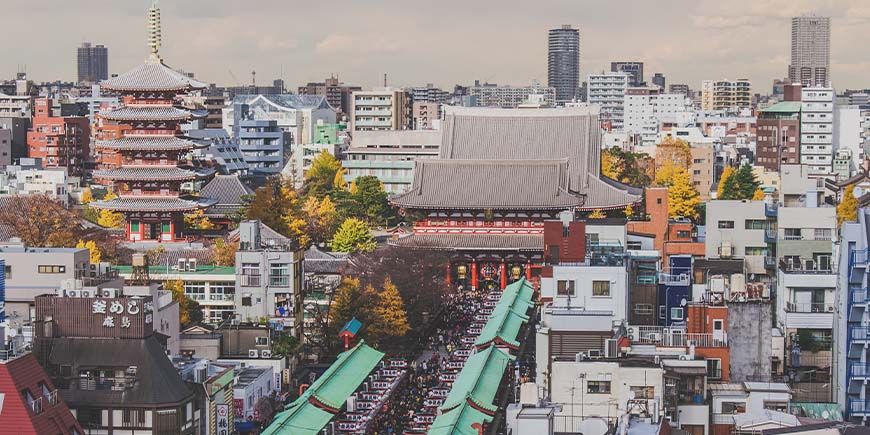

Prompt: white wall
[{"left": 550, "top": 361, "right": 664, "bottom": 421}]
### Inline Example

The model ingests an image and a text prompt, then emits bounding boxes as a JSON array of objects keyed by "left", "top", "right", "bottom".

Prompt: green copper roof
[
  {"left": 441, "top": 345, "right": 515, "bottom": 413},
  {"left": 262, "top": 341, "right": 384, "bottom": 435},
  {"left": 428, "top": 401, "right": 494, "bottom": 435},
  {"left": 474, "top": 279, "right": 535, "bottom": 348},
  {"left": 759, "top": 101, "right": 802, "bottom": 113}
]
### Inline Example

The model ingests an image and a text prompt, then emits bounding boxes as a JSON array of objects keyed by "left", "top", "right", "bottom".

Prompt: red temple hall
[
  {"left": 390, "top": 107, "right": 641, "bottom": 291},
  {"left": 90, "top": 11, "right": 214, "bottom": 242}
]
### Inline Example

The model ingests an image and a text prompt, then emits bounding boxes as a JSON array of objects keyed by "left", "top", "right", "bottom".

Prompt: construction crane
[{"left": 227, "top": 69, "right": 241, "bottom": 86}]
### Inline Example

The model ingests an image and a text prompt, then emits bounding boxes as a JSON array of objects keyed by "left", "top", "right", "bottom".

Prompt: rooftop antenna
[
  {"left": 384, "top": 73, "right": 387, "bottom": 88},
  {"left": 251, "top": 70, "right": 256, "bottom": 87},
  {"left": 147, "top": 0, "right": 162, "bottom": 62}
]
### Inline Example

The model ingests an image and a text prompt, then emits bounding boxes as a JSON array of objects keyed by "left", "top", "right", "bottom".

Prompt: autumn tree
[
  {"left": 666, "top": 167, "right": 701, "bottom": 220},
  {"left": 655, "top": 160, "right": 680, "bottom": 187},
  {"left": 304, "top": 151, "right": 342, "bottom": 199},
  {"left": 719, "top": 164, "right": 760, "bottom": 200},
  {"left": 212, "top": 238, "right": 238, "bottom": 266},
  {"left": 0, "top": 195, "right": 79, "bottom": 247},
  {"left": 97, "top": 209, "right": 125, "bottom": 229},
  {"left": 624, "top": 204, "right": 634, "bottom": 218},
  {"left": 331, "top": 218, "right": 377, "bottom": 252},
  {"left": 369, "top": 277, "right": 410, "bottom": 339},
  {"left": 656, "top": 137, "right": 692, "bottom": 169},
  {"left": 246, "top": 178, "right": 308, "bottom": 246},
  {"left": 588, "top": 209, "right": 606, "bottom": 219},
  {"left": 752, "top": 189, "right": 766, "bottom": 200},
  {"left": 716, "top": 166, "right": 735, "bottom": 199},
  {"left": 838, "top": 184, "right": 859, "bottom": 226},
  {"left": 76, "top": 239, "right": 102, "bottom": 263},
  {"left": 601, "top": 146, "right": 653, "bottom": 187},
  {"left": 184, "top": 209, "right": 214, "bottom": 230},
  {"left": 302, "top": 196, "right": 340, "bottom": 245},
  {"left": 81, "top": 188, "right": 94, "bottom": 204},
  {"left": 164, "top": 280, "right": 202, "bottom": 326}
]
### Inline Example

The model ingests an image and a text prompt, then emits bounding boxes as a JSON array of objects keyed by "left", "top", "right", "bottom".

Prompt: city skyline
[{"left": 2, "top": 0, "right": 870, "bottom": 90}]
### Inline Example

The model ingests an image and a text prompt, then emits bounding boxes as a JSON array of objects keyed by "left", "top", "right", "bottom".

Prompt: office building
[
  {"left": 77, "top": 42, "right": 108, "bottom": 83},
  {"left": 668, "top": 84, "right": 690, "bottom": 98},
  {"left": 224, "top": 94, "right": 337, "bottom": 146},
  {"left": 547, "top": 25, "right": 580, "bottom": 104},
  {"left": 789, "top": 16, "right": 831, "bottom": 87},
  {"left": 409, "top": 83, "right": 451, "bottom": 104},
  {"left": 587, "top": 72, "right": 629, "bottom": 130},
  {"left": 651, "top": 73, "right": 665, "bottom": 90},
  {"left": 26, "top": 98, "right": 90, "bottom": 176},
  {"left": 350, "top": 89, "right": 411, "bottom": 131},
  {"left": 412, "top": 101, "right": 440, "bottom": 130},
  {"left": 623, "top": 87, "right": 688, "bottom": 145},
  {"left": 611, "top": 61, "right": 644, "bottom": 86},
  {"left": 235, "top": 115, "right": 289, "bottom": 175},
  {"left": 297, "top": 75, "right": 361, "bottom": 118},
  {"left": 0, "top": 117, "right": 30, "bottom": 162},
  {"left": 800, "top": 87, "right": 835, "bottom": 174},
  {"left": 342, "top": 129, "right": 440, "bottom": 193},
  {"left": 469, "top": 82, "right": 556, "bottom": 108}
]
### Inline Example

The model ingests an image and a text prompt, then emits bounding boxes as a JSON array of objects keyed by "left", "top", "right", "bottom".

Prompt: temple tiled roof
[
  {"left": 93, "top": 166, "right": 214, "bottom": 181},
  {"left": 388, "top": 233, "right": 543, "bottom": 251},
  {"left": 101, "top": 106, "right": 199, "bottom": 121},
  {"left": 89, "top": 196, "right": 215, "bottom": 212},
  {"left": 102, "top": 59, "right": 207, "bottom": 92},
  {"left": 391, "top": 159, "right": 583, "bottom": 210},
  {"left": 199, "top": 174, "right": 253, "bottom": 217},
  {"left": 96, "top": 136, "right": 198, "bottom": 151},
  {"left": 440, "top": 345, "right": 515, "bottom": 413}
]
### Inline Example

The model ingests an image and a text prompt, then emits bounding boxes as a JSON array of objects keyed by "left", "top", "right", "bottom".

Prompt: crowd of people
[{"left": 364, "top": 286, "right": 490, "bottom": 435}]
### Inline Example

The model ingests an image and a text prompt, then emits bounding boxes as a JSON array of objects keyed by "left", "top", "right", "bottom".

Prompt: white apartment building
[
  {"left": 223, "top": 94, "right": 337, "bottom": 146},
  {"left": 705, "top": 200, "right": 774, "bottom": 277},
  {"left": 0, "top": 162, "right": 74, "bottom": 205},
  {"left": 801, "top": 87, "right": 835, "bottom": 174},
  {"left": 469, "top": 83, "right": 557, "bottom": 108},
  {"left": 833, "top": 104, "right": 863, "bottom": 177},
  {"left": 587, "top": 72, "right": 629, "bottom": 130},
  {"left": 350, "top": 88, "right": 410, "bottom": 131},
  {"left": 624, "top": 88, "right": 690, "bottom": 146},
  {"left": 342, "top": 130, "right": 440, "bottom": 193},
  {"left": 0, "top": 93, "right": 32, "bottom": 117}
]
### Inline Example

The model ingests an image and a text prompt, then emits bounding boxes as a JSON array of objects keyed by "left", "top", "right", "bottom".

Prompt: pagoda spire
[{"left": 147, "top": 0, "right": 162, "bottom": 61}]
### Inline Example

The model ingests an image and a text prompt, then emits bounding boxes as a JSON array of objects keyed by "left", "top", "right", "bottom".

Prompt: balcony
[
  {"left": 779, "top": 258, "right": 833, "bottom": 274},
  {"left": 764, "top": 256, "right": 777, "bottom": 270},
  {"left": 764, "top": 229, "right": 777, "bottom": 244},
  {"left": 659, "top": 273, "right": 690, "bottom": 286},
  {"left": 785, "top": 302, "right": 834, "bottom": 313},
  {"left": 851, "top": 288, "right": 870, "bottom": 304},
  {"left": 239, "top": 274, "right": 261, "bottom": 287},
  {"left": 630, "top": 328, "right": 727, "bottom": 348},
  {"left": 851, "top": 249, "right": 870, "bottom": 269},
  {"left": 850, "top": 400, "right": 870, "bottom": 416},
  {"left": 849, "top": 363, "right": 870, "bottom": 379},
  {"left": 765, "top": 203, "right": 779, "bottom": 217},
  {"left": 850, "top": 327, "right": 870, "bottom": 342}
]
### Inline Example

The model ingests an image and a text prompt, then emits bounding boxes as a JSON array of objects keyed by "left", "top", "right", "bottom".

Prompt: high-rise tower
[
  {"left": 548, "top": 25, "right": 580, "bottom": 104},
  {"left": 77, "top": 42, "right": 108, "bottom": 83},
  {"left": 789, "top": 16, "right": 831, "bottom": 87}
]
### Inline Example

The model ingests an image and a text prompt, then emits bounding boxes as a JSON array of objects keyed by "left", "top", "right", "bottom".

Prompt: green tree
[
  {"left": 246, "top": 179, "right": 308, "bottom": 246},
  {"left": 666, "top": 167, "right": 701, "bottom": 220},
  {"left": 838, "top": 184, "right": 859, "bottom": 226},
  {"left": 164, "top": 280, "right": 202, "bottom": 326},
  {"left": 601, "top": 146, "right": 653, "bottom": 187},
  {"left": 304, "top": 151, "right": 342, "bottom": 199},
  {"left": 369, "top": 277, "right": 410, "bottom": 339},
  {"left": 332, "top": 218, "right": 377, "bottom": 252},
  {"left": 717, "top": 166, "right": 735, "bottom": 199},
  {"left": 302, "top": 196, "right": 341, "bottom": 245},
  {"left": 271, "top": 334, "right": 299, "bottom": 357},
  {"left": 720, "top": 164, "right": 760, "bottom": 200},
  {"left": 349, "top": 176, "right": 392, "bottom": 226}
]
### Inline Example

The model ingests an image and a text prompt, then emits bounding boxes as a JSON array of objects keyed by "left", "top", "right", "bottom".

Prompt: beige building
[
  {"left": 350, "top": 88, "right": 410, "bottom": 131},
  {"left": 690, "top": 144, "right": 715, "bottom": 201},
  {"left": 752, "top": 166, "right": 781, "bottom": 193},
  {"left": 412, "top": 101, "right": 440, "bottom": 130},
  {"left": 701, "top": 79, "right": 751, "bottom": 112}
]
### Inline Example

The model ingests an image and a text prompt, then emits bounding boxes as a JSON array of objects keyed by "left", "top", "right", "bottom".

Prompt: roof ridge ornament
[{"left": 147, "top": 0, "right": 162, "bottom": 62}]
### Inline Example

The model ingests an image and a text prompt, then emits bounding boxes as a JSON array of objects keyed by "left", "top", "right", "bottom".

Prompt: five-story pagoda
[{"left": 90, "top": 0, "right": 215, "bottom": 242}]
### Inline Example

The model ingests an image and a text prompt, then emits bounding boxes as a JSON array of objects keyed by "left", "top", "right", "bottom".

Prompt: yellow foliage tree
[
  {"left": 212, "top": 238, "right": 238, "bottom": 266},
  {"left": 624, "top": 204, "right": 634, "bottom": 218},
  {"left": 655, "top": 160, "right": 679, "bottom": 187},
  {"left": 589, "top": 209, "right": 606, "bottom": 219},
  {"left": 717, "top": 166, "right": 735, "bottom": 199},
  {"left": 303, "top": 196, "right": 341, "bottom": 244},
  {"left": 184, "top": 209, "right": 214, "bottom": 230},
  {"left": 103, "top": 190, "right": 118, "bottom": 201},
  {"left": 668, "top": 167, "right": 701, "bottom": 220},
  {"left": 838, "top": 184, "right": 859, "bottom": 226},
  {"left": 81, "top": 188, "right": 94, "bottom": 204},
  {"left": 601, "top": 150, "right": 619, "bottom": 180},
  {"left": 76, "top": 239, "right": 102, "bottom": 263},
  {"left": 164, "top": 280, "right": 191, "bottom": 325},
  {"left": 656, "top": 137, "right": 692, "bottom": 169},
  {"left": 333, "top": 167, "right": 348, "bottom": 191},
  {"left": 97, "top": 209, "right": 124, "bottom": 229},
  {"left": 370, "top": 277, "right": 410, "bottom": 338},
  {"left": 752, "top": 189, "right": 765, "bottom": 200}
]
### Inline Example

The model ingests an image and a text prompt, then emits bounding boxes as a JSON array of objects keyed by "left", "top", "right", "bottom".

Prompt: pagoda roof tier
[
  {"left": 388, "top": 233, "right": 543, "bottom": 251},
  {"left": 391, "top": 159, "right": 584, "bottom": 210},
  {"left": 101, "top": 106, "right": 203, "bottom": 122},
  {"left": 89, "top": 196, "right": 216, "bottom": 213},
  {"left": 96, "top": 136, "right": 199, "bottom": 151},
  {"left": 93, "top": 166, "right": 215, "bottom": 181},
  {"left": 101, "top": 59, "right": 207, "bottom": 92}
]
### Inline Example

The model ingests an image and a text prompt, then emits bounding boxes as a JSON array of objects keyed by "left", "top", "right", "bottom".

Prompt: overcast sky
[{"left": 4, "top": 0, "right": 869, "bottom": 92}]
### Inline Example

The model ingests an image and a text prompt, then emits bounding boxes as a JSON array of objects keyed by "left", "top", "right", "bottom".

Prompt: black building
[{"left": 77, "top": 42, "right": 108, "bottom": 83}]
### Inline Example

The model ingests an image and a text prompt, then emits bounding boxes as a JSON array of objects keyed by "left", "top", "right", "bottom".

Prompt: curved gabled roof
[
  {"left": 101, "top": 106, "right": 199, "bottom": 122},
  {"left": 102, "top": 59, "right": 207, "bottom": 92},
  {"left": 93, "top": 166, "right": 212, "bottom": 182},
  {"left": 232, "top": 94, "right": 334, "bottom": 111},
  {"left": 96, "top": 136, "right": 198, "bottom": 151}
]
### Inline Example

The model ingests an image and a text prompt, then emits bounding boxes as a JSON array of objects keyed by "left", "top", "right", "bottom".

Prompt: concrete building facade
[
  {"left": 77, "top": 42, "right": 108, "bottom": 83},
  {"left": 350, "top": 89, "right": 411, "bottom": 131},
  {"left": 587, "top": 72, "right": 629, "bottom": 130},
  {"left": 801, "top": 87, "right": 835, "bottom": 174},
  {"left": 548, "top": 25, "right": 581, "bottom": 104},
  {"left": 789, "top": 16, "right": 831, "bottom": 87}
]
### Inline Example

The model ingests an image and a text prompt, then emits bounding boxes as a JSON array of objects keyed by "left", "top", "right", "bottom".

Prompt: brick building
[{"left": 27, "top": 98, "right": 90, "bottom": 176}]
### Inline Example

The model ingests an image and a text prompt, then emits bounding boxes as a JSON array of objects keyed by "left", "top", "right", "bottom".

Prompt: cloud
[{"left": 315, "top": 34, "right": 404, "bottom": 56}]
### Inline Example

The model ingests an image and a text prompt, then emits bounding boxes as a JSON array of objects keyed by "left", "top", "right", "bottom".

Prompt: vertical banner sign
[
  {"left": 0, "top": 260, "right": 5, "bottom": 323},
  {"left": 215, "top": 404, "right": 230, "bottom": 435}
]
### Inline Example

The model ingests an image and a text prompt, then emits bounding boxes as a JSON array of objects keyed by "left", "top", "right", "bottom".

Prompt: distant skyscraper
[
  {"left": 789, "top": 16, "right": 830, "bottom": 87},
  {"left": 652, "top": 73, "right": 666, "bottom": 90},
  {"left": 611, "top": 61, "right": 644, "bottom": 87},
  {"left": 547, "top": 25, "right": 580, "bottom": 104},
  {"left": 77, "top": 42, "right": 108, "bottom": 83}
]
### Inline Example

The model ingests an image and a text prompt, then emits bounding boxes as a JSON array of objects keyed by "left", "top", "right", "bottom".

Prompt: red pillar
[
  {"left": 445, "top": 261, "right": 451, "bottom": 286},
  {"left": 525, "top": 262, "right": 532, "bottom": 280},
  {"left": 500, "top": 260, "right": 507, "bottom": 290},
  {"left": 471, "top": 261, "right": 478, "bottom": 291}
]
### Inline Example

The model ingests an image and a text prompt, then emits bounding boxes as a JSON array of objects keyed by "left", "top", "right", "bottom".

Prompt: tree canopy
[
  {"left": 0, "top": 195, "right": 80, "bottom": 247},
  {"left": 331, "top": 218, "right": 377, "bottom": 253},
  {"left": 666, "top": 166, "right": 702, "bottom": 220},
  {"left": 838, "top": 184, "right": 859, "bottom": 226},
  {"left": 304, "top": 151, "right": 343, "bottom": 199},
  {"left": 601, "top": 146, "right": 653, "bottom": 187},
  {"left": 246, "top": 178, "right": 308, "bottom": 247},
  {"left": 718, "top": 164, "right": 760, "bottom": 200}
]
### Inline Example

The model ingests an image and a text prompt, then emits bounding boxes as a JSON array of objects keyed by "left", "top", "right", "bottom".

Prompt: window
[
  {"left": 717, "top": 220, "right": 734, "bottom": 229},
  {"left": 706, "top": 358, "right": 722, "bottom": 379},
  {"left": 721, "top": 402, "right": 746, "bottom": 414},
  {"left": 634, "top": 304, "right": 653, "bottom": 315},
  {"left": 670, "top": 307, "right": 684, "bottom": 320},
  {"left": 814, "top": 228, "right": 832, "bottom": 241},
  {"left": 587, "top": 380, "right": 611, "bottom": 394},
  {"left": 255, "top": 336, "right": 269, "bottom": 346},
  {"left": 744, "top": 247, "right": 768, "bottom": 256},
  {"left": 242, "top": 295, "right": 252, "bottom": 306},
  {"left": 659, "top": 306, "right": 666, "bottom": 319},
  {"left": 556, "top": 280, "right": 574, "bottom": 296},
  {"left": 627, "top": 241, "right": 643, "bottom": 250},
  {"left": 744, "top": 220, "right": 766, "bottom": 230},
  {"left": 122, "top": 409, "right": 145, "bottom": 427},
  {"left": 269, "top": 263, "right": 290, "bottom": 287},
  {"left": 161, "top": 222, "right": 170, "bottom": 233},
  {"left": 783, "top": 228, "right": 802, "bottom": 240},
  {"left": 592, "top": 281, "right": 611, "bottom": 297},
  {"left": 77, "top": 407, "right": 101, "bottom": 425},
  {"left": 630, "top": 386, "right": 655, "bottom": 399},
  {"left": 3, "top": 265, "right": 9, "bottom": 280},
  {"left": 38, "top": 265, "right": 66, "bottom": 274},
  {"left": 676, "top": 230, "right": 691, "bottom": 238}
]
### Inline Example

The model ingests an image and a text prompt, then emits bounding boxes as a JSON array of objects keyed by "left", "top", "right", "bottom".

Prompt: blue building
[
  {"left": 232, "top": 104, "right": 289, "bottom": 176},
  {"left": 658, "top": 255, "right": 692, "bottom": 326}
]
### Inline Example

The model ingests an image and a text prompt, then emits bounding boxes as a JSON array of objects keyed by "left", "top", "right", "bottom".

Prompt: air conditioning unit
[
  {"left": 720, "top": 242, "right": 733, "bottom": 258},
  {"left": 248, "top": 349, "right": 259, "bottom": 358},
  {"left": 100, "top": 288, "right": 118, "bottom": 298},
  {"left": 575, "top": 352, "right": 586, "bottom": 362},
  {"left": 261, "top": 350, "right": 272, "bottom": 358},
  {"left": 188, "top": 259, "right": 197, "bottom": 271},
  {"left": 587, "top": 349, "right": 601, "bottom": 359},
  {"left": 627, "top": 327, "right": 637, "bottom": 341},
  {"left": 679, "top": 354, "right": 692, "bottom": 361},
  {"left": 65, "top": 290, "right": 79, "bottom": 298},
  {"left": 177, "top": 259, "right": 186, "bottom": 271},
  {"left": 80, "top": 290, "right": 92, "bottom": 298},
  {"left": 604, "top": 339, "right": 618, "bottom": 358}
]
